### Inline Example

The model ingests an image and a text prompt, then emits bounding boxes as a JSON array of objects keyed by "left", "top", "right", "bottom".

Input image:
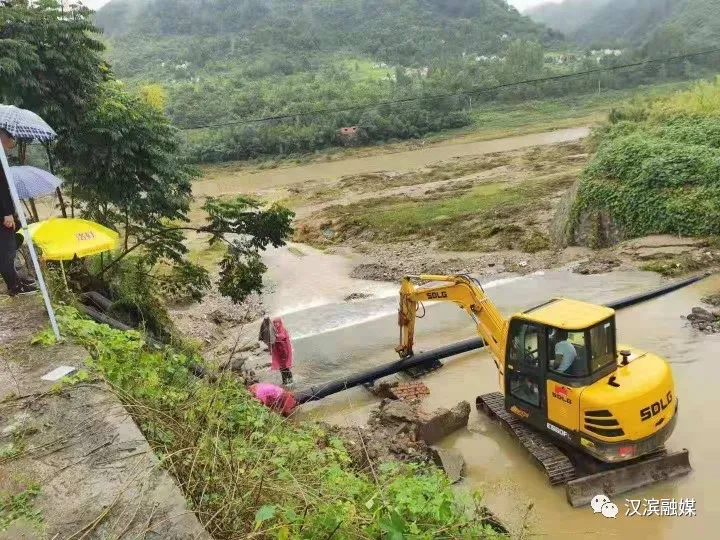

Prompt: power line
[{"left": 178, "top": 47, "right": 720, "bottom": 131}]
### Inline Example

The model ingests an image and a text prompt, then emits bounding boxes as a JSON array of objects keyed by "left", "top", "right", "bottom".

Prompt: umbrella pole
[
  {"left": 60, "top": 261, "right": 68, "bottom": 292},
  {"left": 55, "top": 188, "right": 67, "bottom": 218},
  {"left": 45, "top": 145, "right": 67, "bottom": 218},
  {"left": 0, "top": 146, "right": 60, "bottom": 340},
  {"left": 29, "top": 198, "right": 39, "bottom": 222}
]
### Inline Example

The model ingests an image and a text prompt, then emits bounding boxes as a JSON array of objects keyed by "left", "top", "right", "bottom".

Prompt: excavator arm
[{"left": 396, "top": 274, "right": 509, "bottom": 375}]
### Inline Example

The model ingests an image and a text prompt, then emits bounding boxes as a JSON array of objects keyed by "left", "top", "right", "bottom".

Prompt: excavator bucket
[{"left": 565, "top": 449, "right": 692, "bottom": 507}]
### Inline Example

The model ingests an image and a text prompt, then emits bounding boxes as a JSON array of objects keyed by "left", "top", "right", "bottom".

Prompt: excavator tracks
[
  {"left": 477, "top": 392, "right": 576, "bottom": 485},
  {"left": 476, "top": 392, "right": 692, "bottom": 507}
]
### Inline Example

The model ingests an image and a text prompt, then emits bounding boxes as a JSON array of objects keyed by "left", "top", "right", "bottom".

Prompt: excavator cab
[{"left": 503, "top": 298, "right": 678, "bottom": 464}]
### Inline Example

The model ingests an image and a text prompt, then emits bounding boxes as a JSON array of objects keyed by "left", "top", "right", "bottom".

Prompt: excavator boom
[{"left": 397, "top": 274, "right": 508, "bottom": 374}]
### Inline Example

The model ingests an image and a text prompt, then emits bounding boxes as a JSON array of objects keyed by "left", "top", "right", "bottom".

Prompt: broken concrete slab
[
  {"left": 431, "top": 447, "right": 465, "bottom": 483},
  {"left": 40, "top": 365, "right": 76, "bottom": 381},
  {"left": 369, "top": 376, "right": 403, "bottom": 399},
  {"left": 378, "top": 398, "right": 420, "bottom": 424},
  {"left": 417, "top": 401, "right": 471, "bottom": 445}
]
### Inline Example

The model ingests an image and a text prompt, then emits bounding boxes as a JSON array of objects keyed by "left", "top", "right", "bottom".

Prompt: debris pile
[
  {"left": 685, "top": 306, "right": 720, "bottom": 334},
  {"left": 326, "top": 399, "right": 471, "bottom": 477},
  {"left": 390, "top": 381, "right": 430, "bottom": 401}
]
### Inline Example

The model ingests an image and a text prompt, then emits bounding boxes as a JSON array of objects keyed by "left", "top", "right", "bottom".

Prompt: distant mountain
[
  {"left": 572, "top": 0, "right": 720, "bottom": 47},
  {"left": 95, "top": 0, "right": 560, "bottom": 71},
  {"left": 526, "top": 0, "right": 611, "bottom": 36}
]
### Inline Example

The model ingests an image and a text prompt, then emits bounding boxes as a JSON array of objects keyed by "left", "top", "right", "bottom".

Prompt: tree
[
  {"left": 0, "top": 0, "right": 107, "bottom": 133},
  {"left": 55, "top": 81, "right": 294, "bottom": 304}
]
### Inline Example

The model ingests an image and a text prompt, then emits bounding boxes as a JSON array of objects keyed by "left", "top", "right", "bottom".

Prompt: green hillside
[
  {"left": 91, "top": 0, "right": 716, "bottom": 163},
  {"left": 572, "top": 0, "right": 720, "bottom": 47},
  {"left": 97, "top": 0, "right": 558, "bottom": 75},
  {"left": 526, "top": 0, "right": 611, "bottom": 36}
]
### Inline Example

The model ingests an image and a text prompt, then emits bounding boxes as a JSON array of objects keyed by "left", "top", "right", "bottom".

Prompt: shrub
[{"left": 573, "top": 79, "right": 720, "bottom": 240}]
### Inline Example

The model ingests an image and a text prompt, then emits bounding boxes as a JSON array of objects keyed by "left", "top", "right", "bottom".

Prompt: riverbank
[
  {"left": 179, "top": 127, "right": 720, "bottom": 367},
  {"left": 0, "top": 297, "right": 209, "bottom": 539},
  {"left": 2, "top": 302, "right": 509, "bottom": 538}
]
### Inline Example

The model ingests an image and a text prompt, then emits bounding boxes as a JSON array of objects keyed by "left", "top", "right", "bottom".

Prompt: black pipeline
[{"left": 293, "top": 273, "right": 710, "bottom": 404}]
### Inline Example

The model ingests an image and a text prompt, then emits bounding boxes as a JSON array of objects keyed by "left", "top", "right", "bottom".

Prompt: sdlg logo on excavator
[
  {"left": 640, "top": 391, "right": 672, "bottom": 422},
  {"left": 426, "top": 291, "right": 448, "bottom": 300}
]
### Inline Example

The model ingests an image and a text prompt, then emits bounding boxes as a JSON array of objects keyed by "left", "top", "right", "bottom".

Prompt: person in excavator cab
[{"left": 552, "top": 330, "right": 577, "bottom": 374}]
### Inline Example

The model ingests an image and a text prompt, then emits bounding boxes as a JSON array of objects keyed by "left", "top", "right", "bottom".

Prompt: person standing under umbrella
[{"left": 0, "top": 128, "right": 37, "bottom": 296}]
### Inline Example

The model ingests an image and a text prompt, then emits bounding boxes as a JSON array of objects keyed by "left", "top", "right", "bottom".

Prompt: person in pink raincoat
[
  {"left": 270, "top": 317, "right": 293, "bottom": 386},
  {"left": 248, "top": 383, "right": 297, "bottom": 417}
]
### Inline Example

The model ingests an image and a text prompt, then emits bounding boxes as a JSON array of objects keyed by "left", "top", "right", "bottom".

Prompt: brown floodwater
[
  {"left": 193, "top": 127, "right": 590, "bottom": 197},
  {"left": 288, "top": 261, "right": 720, "bottom": 539}
]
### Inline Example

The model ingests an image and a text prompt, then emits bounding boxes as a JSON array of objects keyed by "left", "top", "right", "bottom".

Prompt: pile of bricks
[{"left": 390, "top": 381, "right": 430, "bottom": 401}]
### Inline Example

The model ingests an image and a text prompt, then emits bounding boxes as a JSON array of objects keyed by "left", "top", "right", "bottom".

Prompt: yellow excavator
[{"left": 396, "top": 274, "right": 692, "bottom": 506}]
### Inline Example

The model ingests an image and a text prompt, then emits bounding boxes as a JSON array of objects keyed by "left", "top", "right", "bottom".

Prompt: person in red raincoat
[
  {"left": 270, "top": 317, "right": 293, "bottom": 386},
  {"left": 248, "top": 383, "right": 297, "bottom": 417}
]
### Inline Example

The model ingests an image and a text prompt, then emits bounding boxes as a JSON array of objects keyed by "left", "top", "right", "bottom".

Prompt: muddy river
[
  {"left": 260, "top": 245, "right": 719, "bottom": 538},
  {"left": 193, "top": 127, "right": 589, "bottom": 197}
]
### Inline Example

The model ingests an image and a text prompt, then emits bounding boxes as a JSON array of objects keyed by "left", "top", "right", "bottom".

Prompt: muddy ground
[
  {"left": 0, "top": 297, "right": 208, "bottom": 539},
  {"left": 286, "top": 142, "right": 720, "bottom": 282}
]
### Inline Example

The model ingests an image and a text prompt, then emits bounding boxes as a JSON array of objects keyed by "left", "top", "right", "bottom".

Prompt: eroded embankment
[{"left": 0, "top": 297, "right": 208, "bottom": 539}]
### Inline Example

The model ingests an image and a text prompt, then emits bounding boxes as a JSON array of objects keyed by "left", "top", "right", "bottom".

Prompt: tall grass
[{"left": 37, "top": 307, "right": 504, "bottom": 539}]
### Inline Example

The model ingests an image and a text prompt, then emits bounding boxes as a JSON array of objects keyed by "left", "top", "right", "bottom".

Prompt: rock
[
  {"left": 379, "top": 399, "right": 420, "bottom": 424},
  {"left": 573, "top": 257, "right": 621, "bottom": 275},
  {"left": 417, "top": 401, "right": 470, "bottom": 445},
  {"left": 1, "top": 412, "right": 30, "bottom": 435},
  {"left": 431, "top": 447, "right": 465, "bottom": 483},
  {"left": 220, "top": 358, "right": 247, "bottom": 373},
  {"left": 344, "top": 292, "right": 373, "bottom": 302},
  {"left": 702, "top": 293, "right": 720, "bottom": 307},
  {"left": 370, "top": 378, "right": 401, "bottom": 399},
  {"left": 691, "top": 307, "right": 715, "bottom": 322}
]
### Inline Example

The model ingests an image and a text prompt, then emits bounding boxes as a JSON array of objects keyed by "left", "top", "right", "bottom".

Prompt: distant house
[
  {"left": 406, "top": 67, "right": 429, "bottom": 78},
  {"left": 339, "top": 126, "right": 359, "bottom": 145}
]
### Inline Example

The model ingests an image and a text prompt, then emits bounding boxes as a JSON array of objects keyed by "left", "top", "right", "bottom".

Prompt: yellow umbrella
[{"left": 24, "top": 217, "right": 119, "bottom": 260}]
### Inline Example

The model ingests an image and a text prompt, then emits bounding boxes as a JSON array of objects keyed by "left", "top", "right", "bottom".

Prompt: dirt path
[
  {"left": 0, "top": 297, "right": 209, "bottom": 539},
  {"left": 193, "top": 127, "right": 589, "bottom": 197}
]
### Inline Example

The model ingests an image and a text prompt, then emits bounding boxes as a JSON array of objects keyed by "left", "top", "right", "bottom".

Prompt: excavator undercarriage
[{"left": 476, "top": 392, "right": 692, "bottom": 507}]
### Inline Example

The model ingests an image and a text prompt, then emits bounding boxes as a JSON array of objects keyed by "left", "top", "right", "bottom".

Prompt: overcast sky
[
  {"left": 509, "top": 0, "right": 561, "bottom": 10},
  {"left": 82, "top": 0, "right": 562, "bottom": 13}
]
